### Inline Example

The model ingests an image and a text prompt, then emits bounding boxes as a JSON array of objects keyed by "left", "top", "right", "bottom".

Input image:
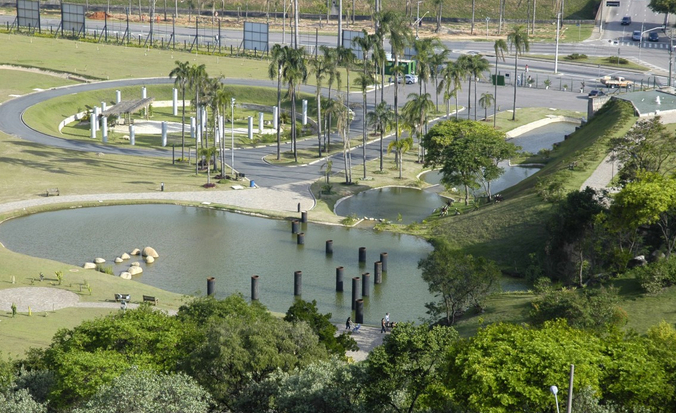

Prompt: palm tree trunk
[
  {"left": 292, "top": 89, "right": 298, "bottom": 162},
  {"left": 276, "top": 64, "right": 282, "bottom": 160},
  {"left": 317, "top": 90, "right": 322, "bottom": 157},
  {"left": 494, "top": 56, "right": 499, "bottom": 128}
]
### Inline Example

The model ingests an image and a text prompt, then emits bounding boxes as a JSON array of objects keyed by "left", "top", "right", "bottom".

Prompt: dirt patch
[{"left": 0, "top": 287, "right": 80, "bottom": 313}]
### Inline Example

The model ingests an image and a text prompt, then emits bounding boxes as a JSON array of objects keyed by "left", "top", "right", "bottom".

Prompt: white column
[
  {"left": 129, "top": 124, "right": 135, "bottom": 145},
  {"left": 142, "top": 86, "right": 147, "bottom": 99},
  {"left": 90, "top": 112, "right": 96, "bottom": 139},
  {"left": 101, "top": 101, "right": 107, "bottom": 112},
  {"left": 190, "top": 117, "right": 196, "bottom": 138},
  {"left": 93, "top": 107, "right": 100, "bottom": 131},
  {"left": 248, "top": 116, "right": 253, "bottom": 140},
  {"left": 101, "top": 116, "right": 108, "bottom": 142},
  {"left": 218, "top": 115, "right": 224, "bottom": 141},
  {"left": 259, "top": 112, "right": 264, "bottom": 133},
  {"left": 273, "top": 106, "right": 278, "bottom": 129},
  {"left": 161, "top": 121, "right": 168, "bottom": 146},
  {"left": 116, "top": 90, "right": 121, "bottom": 104},
  {"left": 172, "top": 88, "right": 178, "bottom": 116},
  {"left": 202, "top": 107, "right": 207, "bottom": 129},
  {"left": 302, "top": 99, "right": 308, "bottom": 125}
]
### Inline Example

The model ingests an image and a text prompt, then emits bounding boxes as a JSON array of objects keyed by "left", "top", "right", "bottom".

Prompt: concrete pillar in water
[
  {"left": 248, "top": 116, "right": 253, "bottom": 140},
  {"left": 116, "top": 90, "right": 121, "bottom": 104},
  {"left": 129, "top": 124, "right": 135, "bottom": 145},
  {"left": 355, "top": 299, "right": 364, "bottom": 323},
  {"left": 292, "top": 220, "right": 300, "bottom": 234},
  {"left": 302, "top": 99, "right": 308, "bottom": 125},
  {"left": 297, "top": 232, "right": 305, "bottom": 245},
  {"left": 374, "top": 261, "right": 383, "bottom": 284},
  {"left": 362, "top": 272, "right": 370, "bottom": 296},
  {"left": 259, "top": 112, "right": 264, "bottom": 133},
  {"left": 294, "top": 271, "right": 302, "bottom": 296},
  {"left": 251, "top": 275, "right": 260, "bottom": 301},
  {"left": 351, "top": 277, "right": 361, "bottom": 310},
  {"left": 101, "top": 101, "right": 107, "bottom": 112},
  {"left": 161, "top": 121, "right": 168, "bottom": 147},
  {"left": 326, "top": 240, "right": 333, "bottom": 254},
  {"left": 101, "top": 116, "right": 108, "bottom": 143},
  {"left": 190, "top": 117, "right": 196, "bottom": 139},
  {"left": 359, "top": 247, "right": 366, "bottom": 263},
  {"left": 301, "top": 210, "right": 308, "bottom": 223},
  {"left": 273, "top": 106, "right": 278, "bottom": 128},
  {"left": 142, "top": 86, "right": 147, "bottom": 99},
  {"left": 380, "top": 252, "right": 388, "bottom": 272},
  {"left": 172, "top": 88, "right": 178, "bottom": 116},
  {"left": 207, "top": 277, "right": 215, "bottom": 296},
  {"left": 335, "top": 266, "right": 344, "bottom": 292}
]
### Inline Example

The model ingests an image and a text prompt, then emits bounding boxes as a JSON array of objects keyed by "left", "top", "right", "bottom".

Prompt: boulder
[
  {"left": 121, "top": 253, "right": 131, "bottom": 260},
  {"left": 142, "top": 246, "right": 159, "bottom": 258},
  {"left": 128, "top": 266, "right": 143, "bottom": 276},
  {"left": 627, "top": 255, "right": 648, "bottom": 269},
  {"left": 94, "top": 257, "right": 106, "bottom": 264},
  {"left": 83, "top": 262, "right": 97, "bottom": 270},
  {"left": 114, "top": 257, "right": 124, "bottom": 264},
  {"left": 120, "top": 272, "right": 132, "bottom": 280},
  {"left": 131, "top": 262, "right": 140, "bottom": 267},
  {"left": 145, "top": 256, "right": 155, "bottom": 264},
  {"left": 130, "top": 248, "right": 141, "bottom": 256}
]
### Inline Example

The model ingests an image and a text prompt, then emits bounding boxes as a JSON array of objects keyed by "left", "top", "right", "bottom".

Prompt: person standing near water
[{"left": 381, "top": 317, "right": 386, "bottom": 333}]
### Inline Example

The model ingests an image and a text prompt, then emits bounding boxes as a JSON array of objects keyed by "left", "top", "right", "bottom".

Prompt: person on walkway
[
  {"left": 385, "top": 312, "right": 390, "bottom": 324},
  {"left": 381, "top": 317, "right": 386, "bottom": 333},
  {"left": 346, "top": 316, "right": 353, "bottom": 330}
]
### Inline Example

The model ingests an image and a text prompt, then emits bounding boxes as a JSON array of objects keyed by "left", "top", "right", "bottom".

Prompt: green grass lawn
[
  {"left": 526, "top": 53, "right": 650, "bottom": 72},
  {"left": 0, "top": 69, "right": 77, "bottom": 103}
]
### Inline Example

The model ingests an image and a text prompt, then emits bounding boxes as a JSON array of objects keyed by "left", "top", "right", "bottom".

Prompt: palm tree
[
  {"left": 356, "top": 71, "right": 375, "bottom": 179},
  {"left": 429, "top": 46, "right": 450, "bottom": 112},
  {"left": 169, "top": 60, "right": 190, "bottom": 160},
  {"left": 280, "top": 46, "right": 308, "bottom": 163},
  {"left": 325, "top": 97, "right": 353, "bottom": 183},
  {"left": 479, "top": 92, "right": 495, "bottom": 121},
  {"left": 367, "top": 101, "right": 394, "bottom": 172},
  {"left": 336, "top": 46, "right": 356, "bottom": 110},
  {"left": 198, "top": 146, "right": 218, "bottom": 185},
  {"left": 205, "top": 78, "right": 231, "bottom": 174},
  {"left": 432, "top": 0, "right": 443, "bottom": 32},
  {"left": 387, "top": 136, "right": 413, "bottom": 179},
  {"left": 493, "top": 39, "right": 508, "bottom": 128},
  {"left": 438, "top": 61, "right": 463, "bottom": 119},
  {"left": 372, "top": 29, "right": 387, "bottom": 106},
  {"left": 507, "top": 25, "right": 530, "bottom": 121},
  {"left": 402, "top": 92, "right": 434, "bottom": 162},
  {"left": 309, "top": 56, "right": 329, "bottom": 157},
  {"left": 321, "top": 46, "right": 341, "bottom": 153},
  {"left": 188, "top": 63, "right": 208, "bottom": 149},
  {"left": 413, "top": 37, "right": 436, "bottom": 96},
  {"left": 467, "top": 54, "right": 490, "bottom": 121},
  {"left": 268, "top": 44, "right": 287, "bottom": 160},
  {"left": 380, "top": 11, "right": 413, "bottom": 149}
]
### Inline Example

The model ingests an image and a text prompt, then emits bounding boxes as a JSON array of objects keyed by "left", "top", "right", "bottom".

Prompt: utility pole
[
  {"left": 338, "top": 0, "right": 342, "bottom": 47},
  {"left": 670, "top": 26, "right": 674, "bottom": 86},
  {"left": 416, "top": 1, "right": 421, "bottom": 39},
  {"left": 554, "top": 12, "right": 560, "bottom": 73}
]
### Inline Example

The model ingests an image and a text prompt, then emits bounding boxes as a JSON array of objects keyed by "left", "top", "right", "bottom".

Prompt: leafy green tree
[
  {"left": 418, "top": 238, "right": 501, "bottom": 325},
  {"left": 177, "top": 293, "right": 269, "bottom": 326},
  {"left": 630, "top": 257, "right": 676, "bottom": 294},
  {"left": 363, "top": 323, "right": 458, "bottom": 413},
  {"left": 476, "top": 127, "right": 518, "bottom": 201},
  {"left": 648, "top": 0, "right": 676, "bottom": 26},
  {"left": 0, "top": 389, "right": 46, "bottom": 413},
  {"left": 181, "top": 312, "right": 329, "bottom": 410},
  {"left": 507, "top": 25, "right": 530, "bottom": 121},
  {"left": 234, "top": 359, "right": 365, "bottom": 413},
  {"left": 284, "top": 299, "right": 358, "bottom": 356},
  {"left": 169, "top": 60, "right": 191, "bottom": 160},
  {"left": 493, "top": 39, "right": 508, "bottom": 127},
  {"left": 72, "top": 369, "right": 211, "bottom": 413}
]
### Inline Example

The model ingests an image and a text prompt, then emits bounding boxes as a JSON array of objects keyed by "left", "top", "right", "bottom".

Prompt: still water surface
[{"left": 0, "top": 205, "right": 433, "bottom": 324}]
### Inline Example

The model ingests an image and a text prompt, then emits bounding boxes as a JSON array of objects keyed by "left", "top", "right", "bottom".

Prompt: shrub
[
  {"left": 564, "top": 53, "right": 588, "bottom": 60},
  {"left": 340, "top": 213, "right": 359, "bottom": 226},
  {"left": 95, "top": 265, "right": 114, "bottom": 275},
  {"left": 604, "top": 56, "right": 629, "bottom": 65},
  {"left": 630, "top": 258, "right": 676, "bottom": 295}
]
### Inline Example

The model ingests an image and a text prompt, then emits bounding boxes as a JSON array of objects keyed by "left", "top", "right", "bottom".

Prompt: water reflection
[{"left": 334, "top": 187, "right": 447, "bottom": 224}]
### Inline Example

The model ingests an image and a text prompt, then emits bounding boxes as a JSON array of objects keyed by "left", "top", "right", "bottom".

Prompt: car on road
[
  {"left": 621, "top": 16, "right": 632, "bottom": 25},
  {"left": 632, "top": 30, "right": 642, "bottom": 41},
  {"left": 404, "top": 74, "right": 418, "bottom": 84},
  {"left": 649, "top": 32, "right": 659, "bottom": 42},
  {"left": 588, "top": 90, "right": 605, "bottom": 97}
]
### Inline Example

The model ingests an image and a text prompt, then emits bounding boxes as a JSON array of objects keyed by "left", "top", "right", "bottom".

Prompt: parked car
[
  {"left": 588, "top": 90, "right": 605, "bottom": 97},
  {"left": 632, "top": 30, "right": 642, "bottom": 41},
  {"left": 649, "top": 31, "right": 659, "bottom": 42},
  {"left": 621, "top": 16, "right": 632, "bottom": 25},
  {"left": 404, "top": 74, "right": 418, "bottom": 84}
]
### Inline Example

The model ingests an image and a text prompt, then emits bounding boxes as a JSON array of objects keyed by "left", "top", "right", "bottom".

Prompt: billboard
[
  {"left": 342, "top": 30, "right": 365, "bottom": 60},
  {"left": 61, "top": 3, "right": 85, "bottom": 35},
  {"left": 16, "top": 0, "right": 40, "bottom": 30},
  {"left": 243, "top": 22, "right": 268, "bottom": 52}
]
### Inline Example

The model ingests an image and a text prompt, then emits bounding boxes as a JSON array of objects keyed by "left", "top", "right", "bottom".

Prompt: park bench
[
  {"left": 45, "top": 188, "right": 60, "bottom": 197},
  {"left": 143, "top": 295, "right": 158, "bottom": 305},
  {"left": 114, "top": 293, "right": 130, "bottom": 302}
]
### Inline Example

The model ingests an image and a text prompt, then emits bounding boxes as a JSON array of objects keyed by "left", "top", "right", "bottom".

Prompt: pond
[
  {"left": 421, "top": 161, "right": 540, "bottom": 196},
  {"left": 509, "top": 121, "right": 578, "bottom": 154},
  {"left": 0, "top": 205, "right": 434, "bottom": 325},
  {"left": 334, "top": 187, "right": 448, "bottom": 225}
]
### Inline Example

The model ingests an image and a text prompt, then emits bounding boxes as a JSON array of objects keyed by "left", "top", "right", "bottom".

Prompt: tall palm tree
[
  {"left": 438, "top": 61, "right": 464, "bottom": 119},
  {"left": 367, "top": 101, "right": 394, "bottom": 172},
  {"left": 321, "top": 46, "right": 341, "bottom": 152},
  {"left": 205, "top": 78, "right": 231, "bottom": 174},
  {"left": 356, "top": 71, "right": 374, "bottom": 179},
  {"left": 479, "top": 92, "right": 495, "bottom": 121},
  {"left": 493, "top": 39, "right": 508, "bottom": 128},
  {"left": 325, "top": 97, "right": 353, "bottom": 183},
  {"left": 432, "top": 0, "right": 443, "bottom": 32},
  {"left": 198, "top": 146, "right": 218, "bottom": 185},
  {"left": 169, "top": 60, "right": 190, "bottom": 160},
  {"left": 336, "top": 46, "right": 356, "bottom": 110},
  {"left": 507, "top": 25, "right": 530, "bottom": 121},
  {"left": 309, "top": 56, "right": 329, "bottom": 157},
  {"left": 380, "top": 11, "right": 413, "bottom": 149},
  {"left": 188, "top": 63, "right": 208, "bottom": 149},
  {"left": 402, "top": 92, "right": 434, "bottom": 163},
  {"left": 467, "top": 54, "right": 490, "bottom": 121},
  {"left": 413, "top": 37, "right": 435, "bottom": 96},
  {"left": 387, "top": 136, "right": 413, "bottom": 179},
  {"left": 455, "top": 55, "right": 472, "bottom": 120},
  {"left": 280, "top": 46, "right": 308, "bottom": 163},
  {"left": 429, "top": 46, "right": 450, "bottom": 112},
  {"left": 372, "top": 28, "right": 387, "bottom": 106},
  {"left": 268, "top": 44, "right": 287, "bottom": 160}
]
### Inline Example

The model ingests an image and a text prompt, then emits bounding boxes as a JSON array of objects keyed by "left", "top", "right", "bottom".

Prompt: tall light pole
[
  {"left": 554, "top": 12, "right": 561, "bottom": 74},
  {"left": 486, "top": 16, "right": 490, "bottom": 38},
  {"left": 231, "top": 98, "right": 235, "bottom": 176},
  {"left": 550, "top": 385, "right": 561, "bottom": 413},
  {"left": 416, "top": 1, "right": 422, "bottom": 39}
]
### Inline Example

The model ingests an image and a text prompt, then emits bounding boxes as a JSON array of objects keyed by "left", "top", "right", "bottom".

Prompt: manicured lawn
[{"left": 0, "top": 69, "right": 77, "bottom": 103}]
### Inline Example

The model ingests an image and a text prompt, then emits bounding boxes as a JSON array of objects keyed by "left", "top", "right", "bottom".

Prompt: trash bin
[
  {"left": 250, "top": 180, "right": 256, "bottom": 188},
  {"left": 240, "top": 173, "right": 246, "bottom": 179}
]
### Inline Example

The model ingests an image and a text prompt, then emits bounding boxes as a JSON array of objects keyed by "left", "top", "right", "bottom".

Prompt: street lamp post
[
  {"left": 554, "top": 12, "right": 561, "bottom": 74},
  {"left": 550, "top": 385, "right": 561, "bottom": 413},
  {"left": 486, "top": 16, "right": 490, "bottom": 38},
  {"left": 416, "top": 1, "right": 422, "bottom": 39},
  {"left": 231, "top": 98, "right": 235, "bottom": 177}
]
